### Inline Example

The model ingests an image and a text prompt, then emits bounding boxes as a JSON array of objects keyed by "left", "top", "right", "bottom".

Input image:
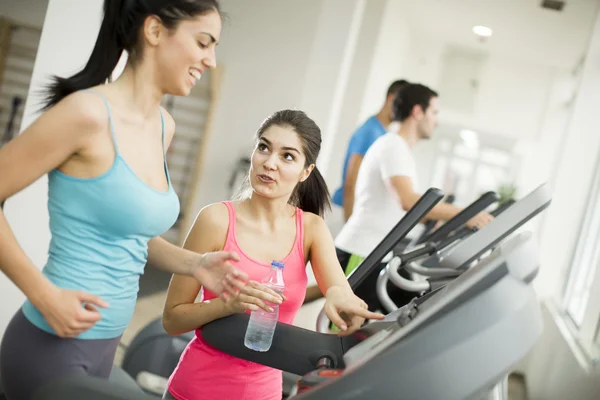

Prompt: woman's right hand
[
  {"left": 36, "top": 286, "right": 109, "bottom": 338},
  {"left": 222, "top": 280, "right": 284, "bottom": 314}
]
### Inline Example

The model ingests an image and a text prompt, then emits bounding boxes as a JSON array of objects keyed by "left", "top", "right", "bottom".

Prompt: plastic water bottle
[{"left": 244, "top": 260, "right": 285, "bottom": 352}]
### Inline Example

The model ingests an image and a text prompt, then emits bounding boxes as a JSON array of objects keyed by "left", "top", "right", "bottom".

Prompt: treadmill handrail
[
  {"left": 436, "top": 198, "right": 516, "bottom": 249},
  {"left": 422, "top": 191, "right": 499, "bottom": 244},
  {"left": 403, "top": 261, "right": 462, "bottom": 278},
  {"left": 202, "top": 312, "right": 359, "bottom": 376},
  {"left": 387, "top": 257, "right": 430, "bottom": 292},
  {"left": 438, "top": 183, "right": 551, "bottom": 269},
  {"left": 347, "top": 188, "right": 444, "bottom": 289},
  {"left": 376, "top": 268, "right": 399, "bottom": 313},
  {"left": 412, "top": 194, "right": 455, "bottom": 245}
]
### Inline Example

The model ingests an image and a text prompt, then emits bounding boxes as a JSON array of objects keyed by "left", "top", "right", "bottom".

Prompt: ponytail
[
  {"left": 41, "top": 0, "right": 126, "bottom": 109},
  {"left": 292, "top": 166, "right": 331, "bottom": 217}
]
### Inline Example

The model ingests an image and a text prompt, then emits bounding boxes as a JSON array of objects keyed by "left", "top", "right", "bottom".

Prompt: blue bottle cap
[{"left": 271, "top": 260, "right": 284, "bottom": 269}]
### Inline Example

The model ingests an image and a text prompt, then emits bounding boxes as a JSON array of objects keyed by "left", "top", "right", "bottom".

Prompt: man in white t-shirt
[{"left": 333, "top": 83, "right": 493, "bottom": 311}]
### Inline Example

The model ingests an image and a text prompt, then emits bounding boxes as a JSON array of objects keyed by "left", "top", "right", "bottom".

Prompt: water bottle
[{"left": 244, "top": 260, "right": 285, "bottom": 352}]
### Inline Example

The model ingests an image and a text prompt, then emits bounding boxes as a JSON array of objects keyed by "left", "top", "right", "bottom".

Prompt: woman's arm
[
  {"left": 0, "top": 92, "right": 112, "bottom": 337},
  {"left": 147, "top": 236, "right": 208, "bottom": 276},
  {"left": 162, "top": 204, "right": 282, "bottom": 335},
  {"left": 162, "top": 205, "right": 234, "bottom": 335},
  {"left": 307, "top": 214, "right": 384, "bottom": 333},
  {"left": 162, "top": 274, "right": 232, "bottom": 336},
  {"left": 147, "top": 236, "right": 248, "bottom": 300}
]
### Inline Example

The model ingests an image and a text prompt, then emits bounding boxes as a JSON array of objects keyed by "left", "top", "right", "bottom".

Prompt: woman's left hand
[{"left": 324, "top": 286, "right": 385, "bottom": 336}]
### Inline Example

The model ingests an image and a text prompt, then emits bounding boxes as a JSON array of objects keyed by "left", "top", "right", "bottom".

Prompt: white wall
[
  {"left": 356, "top": 0, "right": 411, "bottom": 123},
  {"left": 319, "top": 0, "right": 388, "bottom": 193},
  {"left": 514, "top": 69, "right": 579, "bottom": 227},
  {"left": 517, "top": 8, "right": 600, "bottom": 399},
  {"left": 189, "top": 0, "right": 322, "bottom": 213},
  {"left": 298, "top": 0, "right": 367, "bottom": 178},
  {"left": 0, "top": 0, "right": 104, "bottom": 337},
  {"left": 532, "top": 6, "right": 600, "bottom": 301}
]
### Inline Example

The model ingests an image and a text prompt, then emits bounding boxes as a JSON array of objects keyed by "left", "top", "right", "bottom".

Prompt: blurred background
[{"left": 1, "top": 0, "right": 600, "bottom": 399}]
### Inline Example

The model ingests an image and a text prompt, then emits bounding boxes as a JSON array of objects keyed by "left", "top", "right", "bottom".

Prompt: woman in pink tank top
[{"left": 162, "top": 110, "right": 384, "bottom": 400}]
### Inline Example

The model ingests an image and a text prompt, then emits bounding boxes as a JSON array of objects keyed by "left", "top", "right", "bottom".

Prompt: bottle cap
[{"left": 271, "top": 260, "right": 284, "bottom": 269}]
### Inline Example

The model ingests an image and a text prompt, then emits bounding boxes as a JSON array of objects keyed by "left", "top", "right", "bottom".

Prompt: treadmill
[
  {"left": 372, "top": 196, "right": 517, "bottom": 314},
  {"left": 203, "top": 183, "right": 551, "bottom": 399},
  {"left": 334, "top": 189, "right": 501, "bottom": 318},
  {"left": 33, "top": 184, "right": 552, "bottom": 400}
]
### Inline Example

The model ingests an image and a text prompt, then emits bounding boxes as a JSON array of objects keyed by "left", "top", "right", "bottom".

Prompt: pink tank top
[{"left": 167, "top": 202, "right": 308, "bottom": 400}]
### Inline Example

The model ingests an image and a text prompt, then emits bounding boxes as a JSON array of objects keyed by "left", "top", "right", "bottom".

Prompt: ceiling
[
  {"left": 4, "top": 0, "right": 598, "bottom": 72},
  {"left": 402, "top": 0, "right": 600, "bottom": 71}
]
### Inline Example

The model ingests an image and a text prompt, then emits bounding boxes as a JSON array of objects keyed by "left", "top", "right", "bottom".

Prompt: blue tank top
[{"left": 22, "top": 90, "right": 180, "bottom": 339}]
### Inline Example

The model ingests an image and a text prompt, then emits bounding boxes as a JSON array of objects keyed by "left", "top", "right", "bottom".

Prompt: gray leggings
[{"left": 0, "top": 309, "right": 121, "bottom": 400}]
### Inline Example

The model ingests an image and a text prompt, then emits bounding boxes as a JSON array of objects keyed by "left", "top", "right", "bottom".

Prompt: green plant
[{"left": 497, "top": 183, "right": 517, "bottom": 205}]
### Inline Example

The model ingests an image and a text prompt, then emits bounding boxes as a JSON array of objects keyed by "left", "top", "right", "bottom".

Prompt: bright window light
[
  {"left": 460, "top": 129, "right": 479, "bottom": 149},
  {"left": 472, "top": 25, "right": 493, "bottom": 38}
]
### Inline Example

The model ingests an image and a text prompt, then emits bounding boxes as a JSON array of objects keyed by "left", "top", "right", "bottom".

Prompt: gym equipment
[
  {"left": 347, "top": 190, "right": 500, "bottom": 315},
  {"left": 117, "top": 188, "right": 446, "bottom": 395},
  {"left": 117, "top": 190, "right": 496, "bottom": 395},
  {"left": 34, "top": 375, "right": 151, "bottom": 400},
  {"left": 108, "top": 367, "right": 143, "bottom": 393},
  {"left": 32, "top": 184, "right": 551, "bottom": 400},
  {"left": 200, "top": 184, "right": 550, "bottom": 399},
  {"left": 385, "top": 197, "right": 522, "bottom": 296},
  {"left": 293, "top": 228, "right": 544, "bottom": 399},
  {"left": 409, "top": 193, "right": 455, "bottom": 246},
  {"left": 120, "top": 318, "right": 194, "bottom": 396},
  {"left": 376, "top": 196, "right": 516, "bottom": 310},
  {"left": 0, "top": 96, "right": 22, "bottom": 146},
  {"left": 0, "top": 361, "right": 5, "bottom": 400}
]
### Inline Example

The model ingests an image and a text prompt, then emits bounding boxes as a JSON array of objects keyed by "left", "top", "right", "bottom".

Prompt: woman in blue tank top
[{"left": 0, "top": 1, "right": 282, "bottom": 399}]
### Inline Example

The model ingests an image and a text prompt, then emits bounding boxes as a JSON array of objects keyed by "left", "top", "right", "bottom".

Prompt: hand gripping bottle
[{"left": 244, "top": 260, "right": 285, "bottom": 352}]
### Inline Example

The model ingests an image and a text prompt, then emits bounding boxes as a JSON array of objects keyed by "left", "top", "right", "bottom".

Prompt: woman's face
[
  {"left": 250, "top": 125, "right": 314, "bottom": 200},
  {"left": 153, "top": 10, "right": 222, "bottom": 96}
]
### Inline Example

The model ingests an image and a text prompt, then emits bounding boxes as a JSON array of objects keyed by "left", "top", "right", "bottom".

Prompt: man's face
[{"left": 417, "top": 96, "right": 439, "bottom": 140}]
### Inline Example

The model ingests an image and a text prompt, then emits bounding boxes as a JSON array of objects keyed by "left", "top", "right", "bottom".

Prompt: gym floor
[{"left": 116, "top": 273, "right": 529, "bottom": 400}]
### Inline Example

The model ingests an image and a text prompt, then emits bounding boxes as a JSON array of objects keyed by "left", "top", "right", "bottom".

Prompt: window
[
  {"left": 428, "top": 128, "right": 516, "bottom": 208},
  {"left": 562, "top": 157, "right": 600, "bottom": 357}
]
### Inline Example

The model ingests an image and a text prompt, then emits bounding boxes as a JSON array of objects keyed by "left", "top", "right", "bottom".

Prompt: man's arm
[
  {"left": 388, "top": 176, "right": 494, "bottom": 227},
  {"left": 343, "top": 154, "right": 364, "bottom": 221},
  {"left": 389, "top": 176, "right": 461, "bottom": 220}
]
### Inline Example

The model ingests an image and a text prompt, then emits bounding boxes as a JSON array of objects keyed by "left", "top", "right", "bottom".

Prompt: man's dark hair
[
  {"left": 386, "top": 79, "right": 410, "bottom": 98},
  {"left": 392, "top": 83, "right": 438, "bottom": 122}
]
